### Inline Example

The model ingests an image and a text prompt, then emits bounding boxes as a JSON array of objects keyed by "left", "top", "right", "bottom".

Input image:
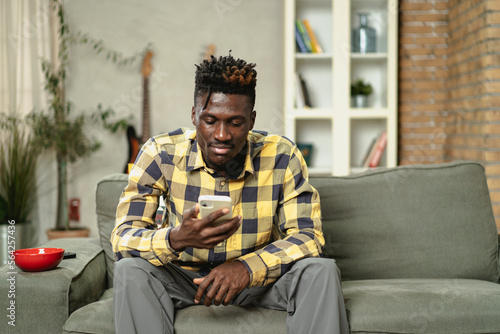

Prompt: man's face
[{"left": 191, "top": 92, "right": 255, "bottom": 174}]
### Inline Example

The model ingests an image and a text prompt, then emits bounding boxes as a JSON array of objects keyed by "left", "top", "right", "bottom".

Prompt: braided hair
[{"left": 194, "top": 53, "right": 257, "bottom": 110}]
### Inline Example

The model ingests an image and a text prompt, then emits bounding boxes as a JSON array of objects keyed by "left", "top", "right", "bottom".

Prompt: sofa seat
[
  {"left": 343, "top": 278, "right": 500, "bottom": 334},
  {"left": 63, "top": 289, "right": 114, "bottom": 334},
  {"left": 63, "top": 288, "right": 288, "bottom": 334}
]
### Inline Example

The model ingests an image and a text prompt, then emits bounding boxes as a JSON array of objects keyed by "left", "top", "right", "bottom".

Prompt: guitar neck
[{"left": 141, "top": 76, "right": 151, "bottom": 143}]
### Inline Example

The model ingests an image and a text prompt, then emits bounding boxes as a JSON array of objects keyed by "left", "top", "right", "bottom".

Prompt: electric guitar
[
  {"left": 201, "top": 44, "right": 216, "bottom": 61},
  {"left": 124, "top": 50, "right": 153, "bottom": 173}
]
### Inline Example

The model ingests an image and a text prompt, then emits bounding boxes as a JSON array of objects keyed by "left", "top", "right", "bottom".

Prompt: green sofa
[{"left": 1, "top": 161, "right": 500, "bottom": 333}]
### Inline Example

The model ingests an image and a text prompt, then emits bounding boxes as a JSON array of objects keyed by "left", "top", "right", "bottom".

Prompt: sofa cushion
[
  {"left": 96, "top": 173, "right": 129, "bottom": 288},
  {"left": 63, "top": 289, "right": 287, "bottom": 334},
  {"left": 175, "top": 305, "right": 287, "bottom": 334},
  {"left": 63, "top": 289, "right": 115, "bottom": 334},
  {"left": 343, "top": 278, "right": 500, "bottom": 334},
  {"left": 310, "top": 161, "right": 499, "bottom": 282}
]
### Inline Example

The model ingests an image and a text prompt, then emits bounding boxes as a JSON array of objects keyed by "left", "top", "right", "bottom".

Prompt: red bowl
[{"left": 14, "top": 248, "right": 65, "bottom": 272}]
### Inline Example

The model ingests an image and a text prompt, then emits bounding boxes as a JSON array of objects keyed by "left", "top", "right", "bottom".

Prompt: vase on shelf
[{"left": 352, "top": 13, "right": 376, "bottom": 53}]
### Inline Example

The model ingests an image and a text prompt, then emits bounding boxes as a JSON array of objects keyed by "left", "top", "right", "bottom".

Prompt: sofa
[{"left": 1, "top": 161, "right": 500, "bottom": 334}]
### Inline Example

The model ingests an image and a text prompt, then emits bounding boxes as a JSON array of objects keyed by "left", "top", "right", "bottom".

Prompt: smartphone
[
  {"left": 63, "top": 251, "right": 76, "bottom": 259},
  {"left": 198, "top": 195, "right": 233, "bottom": 226}
]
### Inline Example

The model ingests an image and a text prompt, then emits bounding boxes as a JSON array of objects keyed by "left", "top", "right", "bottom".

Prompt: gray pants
[{"left": 114, "top": 257, "right": 349, "bottom": 334}]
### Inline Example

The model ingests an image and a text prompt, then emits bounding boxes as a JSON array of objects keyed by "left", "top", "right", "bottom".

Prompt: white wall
[{"left": 36, "top": 0, "right": 285, "bottom": 242}]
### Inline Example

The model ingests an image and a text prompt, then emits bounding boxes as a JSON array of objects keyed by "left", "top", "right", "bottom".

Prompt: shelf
[
  {"left": 351, "top": 0, "right": 388, "bottom": 10},
  {"left": 285, "top": 0, "right": 397, "bottom": 176},
  {"left": 296, "top": 53, "right": 333, "bottom": 60},
  {"left": 348, "top": 108, "right": 389, "bottom": 118},
  {"left": 294, "top": 118, "right": 333, "bottom": 173},
  {"left": 295, "top": 59, "right": 333, "bottom": 109},
  {"left": 351, "top": 59, "right": 388, "bottom": 108},
  {"left": 295, "top": 0, "right": 332, "bottom": 54},
  {"left": 351, "top": 119, "right": 387, "bottom": 169},
  {"left": 288, "top": 108, "right": 333, "bottom": 118},
  {"left": 351, "top": 1, "right": 389, "bottom": 54},
  {"left": 351, "top": 53, "right": 387, "bottom": 60}
]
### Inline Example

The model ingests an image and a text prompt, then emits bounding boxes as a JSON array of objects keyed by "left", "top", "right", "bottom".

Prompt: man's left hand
[{"left": 193, "top": 261, "right": 250, "bottom": 306}]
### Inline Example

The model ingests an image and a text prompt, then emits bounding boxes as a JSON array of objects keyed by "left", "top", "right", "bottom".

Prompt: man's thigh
[
  {"left": 115, "top": 257, "right": 203, "bottom": 309},
  {"left": 249, "top": 257, "right": 340, "bottom": 312}
]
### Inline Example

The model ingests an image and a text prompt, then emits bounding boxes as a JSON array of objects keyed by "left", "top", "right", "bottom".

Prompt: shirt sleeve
[
  {"left": 237, "top": 145, "right": 325, "bottom": 287},
  {"left": 110, "top": 139, "right": 180, "bottom": 266}
]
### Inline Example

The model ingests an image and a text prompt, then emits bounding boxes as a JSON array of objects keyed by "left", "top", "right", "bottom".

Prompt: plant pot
[
  {"left": 352, "top": 95, "right": 368, "bottom": 108},
  {"left": 0, "top": 222, "right": 34, "bottom": 266},
  {"left": 46, "top": 227, "right": 90, "bottom": 240}
]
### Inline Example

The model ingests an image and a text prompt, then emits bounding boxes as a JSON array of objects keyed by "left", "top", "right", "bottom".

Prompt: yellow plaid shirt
[{"left": 111, "top": 128, "right": 325, "bottom": 287}]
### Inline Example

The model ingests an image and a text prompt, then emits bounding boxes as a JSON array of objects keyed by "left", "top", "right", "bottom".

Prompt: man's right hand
[{"left": 169, "top": 204, "right": 242, "bottom": 252}]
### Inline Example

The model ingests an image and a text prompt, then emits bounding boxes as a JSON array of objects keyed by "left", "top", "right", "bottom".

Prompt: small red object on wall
[{"left": 69, "top": 198, "right": 80, "bottom": 222}]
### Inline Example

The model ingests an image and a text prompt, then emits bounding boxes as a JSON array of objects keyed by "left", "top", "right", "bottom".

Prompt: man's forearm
[
  {"left": 237, "top": 228, "right": 323, "bottom": 287},
  {"left": 111, "top": 223, "right": 179, "bottom": 266}
]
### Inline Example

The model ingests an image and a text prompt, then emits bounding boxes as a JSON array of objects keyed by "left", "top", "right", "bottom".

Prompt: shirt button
[{"left": 220, "top": 181, "right": 226, "bottom": 186}]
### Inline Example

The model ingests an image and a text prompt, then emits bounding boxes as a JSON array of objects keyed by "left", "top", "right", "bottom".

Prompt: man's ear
[
  {"left": 250, "top": 110, "right": 256, "bottom": 130},
  {"left": 191, "top": 106, "right": 196, "bottom": 126}
]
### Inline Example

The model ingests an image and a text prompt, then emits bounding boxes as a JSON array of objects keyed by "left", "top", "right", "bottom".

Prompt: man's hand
[
  {"left": 169, "top": 204, "right": 241, "bottom": 251},
  {"left": 193, "top": 261, "right": 250, "bottom": 306}
]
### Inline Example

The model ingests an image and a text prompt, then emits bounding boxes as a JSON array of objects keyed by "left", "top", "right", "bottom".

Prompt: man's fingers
[
  {"left": 212, "top": 215, "right": 242, "bottom": 235},
  {"left": 200, "top": 216, "right": 242, "bottom": 245},
  {"left": 204, "top": 207, "right": 231, "bottom": 225},
  {"left": 194, "top": 276, "right": 211, "bottom": 304},
  {"left": 202, "top": 280, "right": 217, "bottom": 307},
  {"left": 183, "top": 204, "right": 200, "bottom": 219},
  {"left": 223, "top": 289, "right": 236, "bottom": 306},
  {"left": 193, "top": 277, "right": 205, "bottom": 285}
]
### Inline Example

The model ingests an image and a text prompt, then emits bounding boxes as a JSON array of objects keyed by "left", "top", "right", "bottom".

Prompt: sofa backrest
[
  {"left": 309, "top": 161, "right": 499, "bottom": 282},
  {"left": 96, "top": 161, "right": 499, "bottom": 286},
  {"left": 95, "top": 173, "right": 129, "bottom": 288}
]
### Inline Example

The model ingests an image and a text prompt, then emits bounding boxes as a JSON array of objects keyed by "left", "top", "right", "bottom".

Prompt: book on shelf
[
  {"left": 360, "top": 137, "right": 377, "bottom": 167},
  {"left": 295, "top": 19, "right": 322, "bottom": 54},
  {"left": 295, "top": 23, "right": 308, "bottom": 53},
  {"left": 295, "top": 73, "right": 312, "bottom": 108},
  {"left": 302, "top": 19, "right": 323, "bottom": 53},
  {"left": 362, "top": 131, "right": 387, "bottom": 168}
]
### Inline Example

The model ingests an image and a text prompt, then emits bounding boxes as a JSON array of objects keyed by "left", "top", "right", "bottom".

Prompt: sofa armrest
[{"left": 0, "top": 237, "right": 106, "bottom": 334}]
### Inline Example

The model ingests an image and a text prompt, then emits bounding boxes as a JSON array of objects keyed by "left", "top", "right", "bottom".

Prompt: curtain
[
  {"left": 0, "top": 0, "right": 56, "bottom": 245},
  {"left": 0, "top": 0, "right": 55, "bottom": 115}
]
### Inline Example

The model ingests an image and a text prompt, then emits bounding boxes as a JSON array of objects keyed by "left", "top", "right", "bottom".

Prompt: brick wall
[
  {"left": 399, "top": 0, "right": 500, "bottom": 231},
  {"left": 446, "top": 0, "right": 500, "bottom": 229},
  {"left": 399, "top": 0, "right": 449, "bottom": 165}
]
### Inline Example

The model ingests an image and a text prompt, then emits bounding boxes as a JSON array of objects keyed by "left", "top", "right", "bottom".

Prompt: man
[{"left": 111, "top": 54, "right": 349, "bottom": 334}]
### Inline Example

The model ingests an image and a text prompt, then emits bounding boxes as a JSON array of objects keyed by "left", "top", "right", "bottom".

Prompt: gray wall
[{"left": 37, "top": 0, "right": 285, "bottom": 241}]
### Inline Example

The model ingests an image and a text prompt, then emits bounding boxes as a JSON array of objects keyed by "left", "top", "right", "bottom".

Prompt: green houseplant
[
  {"left": 350, "top": 79, "right": 373, "bottom": 108},
  {"left": 0, "top": 114, "right": 40, "bottom": 262},
  {"left": 28, "top": 0, "right": 134, "bottom": 235}
]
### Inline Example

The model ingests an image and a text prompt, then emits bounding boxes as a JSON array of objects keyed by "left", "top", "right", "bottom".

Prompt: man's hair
[{"left": 194, "top": 53, "right": 257, "bottom": 109}]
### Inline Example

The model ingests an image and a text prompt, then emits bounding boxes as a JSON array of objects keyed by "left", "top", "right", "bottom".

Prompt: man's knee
[
  {"left": 115, "top": 257, "right": 149, "bottom": 273},
  {"left": 292, "top": 257, "right": 341, "bottom": 281},
  {"left": 114, "top": 257, "right": 157, "bottom": 286}
]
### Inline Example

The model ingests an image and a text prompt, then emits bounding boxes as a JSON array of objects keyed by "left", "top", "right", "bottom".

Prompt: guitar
[
  {"left": 124, "top": 50, "right": 153, "bottom": 173},
  {"left": 201, "top": 44, "right": 216, "bottom": 61}
]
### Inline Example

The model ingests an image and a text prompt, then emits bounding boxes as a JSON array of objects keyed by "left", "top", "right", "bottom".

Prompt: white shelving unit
[{"left": 284, "top": 0, "right": 398, "bottom": 176}]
